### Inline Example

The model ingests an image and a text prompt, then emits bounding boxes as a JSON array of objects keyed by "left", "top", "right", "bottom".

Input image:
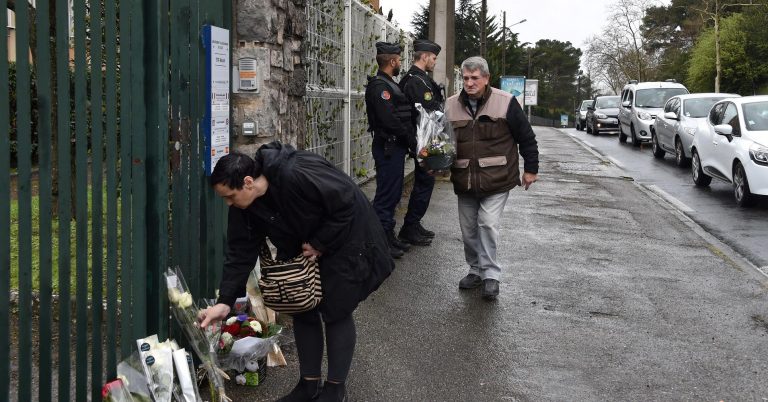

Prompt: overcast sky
[{"left": 380, "top": 0, "right": 670, "bottom": 50}]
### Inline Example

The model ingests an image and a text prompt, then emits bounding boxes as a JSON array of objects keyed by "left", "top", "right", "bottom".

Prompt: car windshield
[
  {"left": 684, "top": 97, "right": 730, "bottom": 118},
  {"left": 742, "top": 101, "right": 768, "bottom": 131},
  {"left": 635, "top": 88, "right": 688, "bottom": 108},
  {"left": 580, "top": 101, "right": 593, "bottom": 111},
  {"left": 595, "top": 96, "right": 620, "bottom": 109}
]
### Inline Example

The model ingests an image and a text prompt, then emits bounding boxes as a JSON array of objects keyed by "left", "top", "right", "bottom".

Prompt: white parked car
[
  {"left": 618, "top": 80, "right": 689, "bottom": 146},
  {"left": 690, "top": 96, "right": 768, "bottom": 207},
  {"left": 652, "top": 93, "right": 740, "bottom": 167}
]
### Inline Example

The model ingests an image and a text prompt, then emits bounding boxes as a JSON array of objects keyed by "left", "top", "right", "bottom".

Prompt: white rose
[
  {"left": 178, "top": 292, "right": 194, "bottom": 308},
  {"left": 167, "top": 287, "right": 181, "bottom": 303},
  {"left": 249, "top": 320, "right": 262, "bottom": 333},
  {"left": 225, "top": 316, "right": 238, "bottom": 326}
]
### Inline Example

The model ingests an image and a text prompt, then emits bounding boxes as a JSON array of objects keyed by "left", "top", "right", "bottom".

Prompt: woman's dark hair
[{"left": 209, "top": 151, "right": 262, "bottom": 189}]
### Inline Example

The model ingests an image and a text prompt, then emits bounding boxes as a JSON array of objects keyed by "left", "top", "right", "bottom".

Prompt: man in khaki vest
[{"left": 445, "top": 56, "right": 539, "bottom": 300}]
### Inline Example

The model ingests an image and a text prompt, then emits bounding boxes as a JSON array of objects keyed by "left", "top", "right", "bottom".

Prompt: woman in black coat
[{"left": 198, "top": 142, "right": 394, "bottom": 402}]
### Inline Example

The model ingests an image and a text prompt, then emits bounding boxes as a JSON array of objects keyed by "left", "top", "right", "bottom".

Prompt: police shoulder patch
[
  {"left": 381, "top": 90, "right": 391, "bottom": 100},
  {"left": 424, "top": 91, "right": 433, "bottom": 101}
]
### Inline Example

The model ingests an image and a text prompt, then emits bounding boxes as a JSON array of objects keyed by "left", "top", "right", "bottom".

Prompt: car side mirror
[
  {"left": 622, "top": 101, "right": 631, "bottom": 108},
  {"left": 714, "top": 124, "right": 733, "bottom": 136},
  {"left": 663, "top": 112, "right": 678, "bottom": 120}
]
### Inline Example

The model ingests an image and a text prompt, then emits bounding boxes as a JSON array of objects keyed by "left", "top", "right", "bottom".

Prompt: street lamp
[{"left": 501, "top": 12, "right": 526, "bottom": 76}]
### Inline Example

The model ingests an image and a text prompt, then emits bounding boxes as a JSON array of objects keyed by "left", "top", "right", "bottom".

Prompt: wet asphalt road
[
  {"left": 230, "top": 126, "right": 768, "bottom": 402},
  {"left": 563, "top": 127, "right": 768, "bottom": 269}
]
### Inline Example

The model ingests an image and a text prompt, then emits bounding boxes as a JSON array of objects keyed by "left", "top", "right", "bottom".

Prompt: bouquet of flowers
[
  {"left": 165, "top": 267, "right": 231, "bottom": 402},
  {"left": 415, "top": 103, "right": 455, "bottom": 171},
  {"left": 217, "top": 312, "right": 282, "bottom": 386}
]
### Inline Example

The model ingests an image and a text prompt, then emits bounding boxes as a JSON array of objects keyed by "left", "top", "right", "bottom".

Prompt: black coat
[{"left": 217, "top": 142, "right": 395, "bottom": 322}]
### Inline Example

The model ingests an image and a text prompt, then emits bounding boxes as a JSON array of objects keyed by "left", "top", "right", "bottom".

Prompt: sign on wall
[
  {"left": 202, "top": 25, "right": 230, "bottom": 175},
  {"left": 525, "top": 79, "right": 538, "bottom": 106},
  {"left": 500, "top": 76, "right": 526, "bottom": 109}
]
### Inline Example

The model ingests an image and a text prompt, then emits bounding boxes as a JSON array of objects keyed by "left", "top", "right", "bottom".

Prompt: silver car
[
  {"left": 575, "top": 99, "right": 593, "bottom": 131},
  {"left": 652, "top": 93, "right": 740, "bottom": 166}
]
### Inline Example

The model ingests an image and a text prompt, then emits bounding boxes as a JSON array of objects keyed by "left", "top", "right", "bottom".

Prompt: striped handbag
[{"left": 258, "top": 241, "right": 322, "bottom": 314}]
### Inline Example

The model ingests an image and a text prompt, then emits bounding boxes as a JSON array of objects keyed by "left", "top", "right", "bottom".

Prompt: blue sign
[{"left": 500, "top": 76, "right": 526, "bottom": 109}]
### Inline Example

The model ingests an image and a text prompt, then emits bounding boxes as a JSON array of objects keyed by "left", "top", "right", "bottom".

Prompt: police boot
[
  {"left": 416, "top": 222, "right": 435, "bottom": 238},
  {"left": 277, "top": 378, "right": 322, "bottom": 402},
  {"left": 398, "top": 224, "right": 432, "bottom": 246},
  {"left": 387, "top": 230, "right": 410, "bottom": 252}
]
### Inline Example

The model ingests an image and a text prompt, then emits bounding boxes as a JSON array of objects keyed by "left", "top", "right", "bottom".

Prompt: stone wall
[{"left": 231, "top": 0, "right": 307, "bottom": 155}]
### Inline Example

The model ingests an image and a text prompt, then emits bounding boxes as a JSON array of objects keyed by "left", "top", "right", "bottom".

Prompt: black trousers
[
  {"left": 371, "top": 142, "right": 407, "bottom": 233},
  {"left": 404, "top": 158, "right": 435, "bottom": 226},
  {"left": 292, "top": 309, "right": 356, "bottom": 383}
]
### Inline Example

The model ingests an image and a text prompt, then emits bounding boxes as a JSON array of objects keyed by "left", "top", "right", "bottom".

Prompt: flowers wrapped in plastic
[
  {"left": 415, "top": 103, "right": 455, "bottom": 171},
  {"left": 165, "top": 267, "right": 231, "bottom": 402},
  {"left": 216, "top": 313, "right": 282, "bottom": 386}
]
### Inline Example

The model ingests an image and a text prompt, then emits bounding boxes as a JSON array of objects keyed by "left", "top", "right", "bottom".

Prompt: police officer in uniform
[
  {"left": 365, "top": 42, "right": 413, "bottom": 259},
  {"left": 397, "top": 39, "right": 445, "bottom": 246}
]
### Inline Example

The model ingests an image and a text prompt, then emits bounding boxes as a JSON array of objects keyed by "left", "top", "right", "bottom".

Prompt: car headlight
[
  {"left": 637, "top": 111, "right": 653, "bottom": 120},
  {"left": 596, "top": 113, "right": 607, "bottom": 119},
  {"left": 750, "top": 144, "right": 768, "bottom": 166},
  {"left": 684, "top": 127, "right": 697, "bottom": 136}
]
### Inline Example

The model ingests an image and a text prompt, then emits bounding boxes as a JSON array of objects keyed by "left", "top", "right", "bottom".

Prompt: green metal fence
[{"left": 2, "top": 0, "right": 231, "bottom": 400}]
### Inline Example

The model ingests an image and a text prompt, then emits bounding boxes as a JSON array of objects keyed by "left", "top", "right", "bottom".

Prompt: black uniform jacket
[
  {"left": 400, "top": 65, "right": 444, "bottom": 112},
  {"left": 365, "top": 71, "right": 412, "bottom": 148},
  {"left": 217, "top": 142, "right": 395, "bottom": 322}
]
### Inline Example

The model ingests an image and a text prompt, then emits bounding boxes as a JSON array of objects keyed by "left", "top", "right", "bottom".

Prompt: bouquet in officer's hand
[{"left": 415, "top": 103, "right": 455, "bottom": 171}]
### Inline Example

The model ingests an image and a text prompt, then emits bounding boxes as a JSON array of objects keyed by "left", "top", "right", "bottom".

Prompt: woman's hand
[
  {"left": 302, "top": 242, "right": 322, "bottom": 261},
  {"left": 197, "top": 303, "right": 231, "bottom": 329}
]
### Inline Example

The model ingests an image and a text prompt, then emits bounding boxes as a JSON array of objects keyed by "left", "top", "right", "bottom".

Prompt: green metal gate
[{"left": 1, "top": 0, "right": 231, "bottom": 400}]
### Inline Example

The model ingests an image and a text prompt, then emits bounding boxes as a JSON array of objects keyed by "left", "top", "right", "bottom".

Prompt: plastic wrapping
[
  {"left": 415, "top": 103, "right": 455, "bottom": 171},
  {"left": 136, "top": 335, "right": 174, "bottom": 402},
  {"left": 102, "top": 378, "right": 135, "bottom": 402},
  {"left": 218, "top": 335, "right": 280, "bottom": 372},
  {"left": 164, "top": 267, "right": 230, "bottom": 402}
]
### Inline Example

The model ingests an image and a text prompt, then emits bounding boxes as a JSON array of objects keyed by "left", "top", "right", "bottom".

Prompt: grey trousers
[{"left": 457, "top": 191, "right": 510, "bottom": 281}]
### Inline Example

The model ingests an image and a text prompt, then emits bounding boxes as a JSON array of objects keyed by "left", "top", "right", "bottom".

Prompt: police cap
[
  {"left": 375, "top": 42, "right": 402, "bottom": 56},
  {"left": 413, "top": 39, "right": 441, "bottom": 55}
]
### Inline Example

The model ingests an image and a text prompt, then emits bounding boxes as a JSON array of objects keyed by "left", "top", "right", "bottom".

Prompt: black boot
[
  {"left": 317, "top": 382, "right": 347, "bottom": 402},
  {"left": 416, "top": 222, "right": 435, "bottom": 238},
  {"left": 277, "top": 378, "right": 322, "bottom": 402},
  {"left": 398, "top": 224, "right": 432, "bottom": 246},
  {"left": 387, "top": 230, "right": 410, "bottom": 252}
]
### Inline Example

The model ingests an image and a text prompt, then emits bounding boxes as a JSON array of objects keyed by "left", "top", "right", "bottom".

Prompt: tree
[
  {"left": 690, "top": 0, "right": 766, "bottom": 92},
  {"left": 528, "top": 40, "right": 583, "bottom": 117},
  {"left": 688, "top": 10, "right": 768, "bottom": 94},
  {"left": 641, "top": 0, "right": 707, "bottom": 82},
  {"left": 410, "top": 4, "right": 430, "bottom": 40},
  {"left": 584, "top": 0, "right": 657, "bottom": 91}
]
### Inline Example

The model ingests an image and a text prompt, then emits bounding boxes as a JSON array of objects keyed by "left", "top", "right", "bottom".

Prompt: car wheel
[
  {"left": 631, "top": 125, "right": 641, "bottom": 147},
  {"left": 675, "top": 137, "right": 690, "bottom": 167},
  {"left": 652, "top": 133, "right": 665, "bottom": 159},
  {"left": 733, "top": 162, "right": 755, "bottom": 207},
  {"left": 618, "top": 124, "right": 627, "bottom": 143},
  {"left": 691, "top": 150, "right": 712, "bottom": 187}
]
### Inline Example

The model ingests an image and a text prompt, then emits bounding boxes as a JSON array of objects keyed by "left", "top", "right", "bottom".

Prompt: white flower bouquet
[{"left": 415, "top": 103, "right": 455, "bottom": 171}]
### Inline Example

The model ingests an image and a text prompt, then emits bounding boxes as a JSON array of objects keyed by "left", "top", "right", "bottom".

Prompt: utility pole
[
  {"left": 501, "top": 11, "right": 506, "bottom": 75},
  {"left": 479, "top": 0, "right": 487, "bottom": 57}
]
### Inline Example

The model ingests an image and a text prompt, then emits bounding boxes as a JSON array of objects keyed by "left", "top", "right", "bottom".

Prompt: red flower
[{"left": 222, "top": 323, "right": 241, "bottom": 336}]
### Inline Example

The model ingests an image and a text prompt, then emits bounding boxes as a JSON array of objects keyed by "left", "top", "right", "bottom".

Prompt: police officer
[
  {"left": 397, "top": 39, "right": 445, "bottom": 246},
  {"left": 365, "top": 42, "right": 413, "bottom": 259}
]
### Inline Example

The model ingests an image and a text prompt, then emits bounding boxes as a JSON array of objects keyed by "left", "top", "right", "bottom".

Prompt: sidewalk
[{"left": 238, "top": 126, "right": 768, "bottom": 401}]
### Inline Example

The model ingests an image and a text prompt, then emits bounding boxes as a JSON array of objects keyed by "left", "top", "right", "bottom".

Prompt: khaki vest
[{"left": 446, "top": 87, "right": 521, "bottom": 195}]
